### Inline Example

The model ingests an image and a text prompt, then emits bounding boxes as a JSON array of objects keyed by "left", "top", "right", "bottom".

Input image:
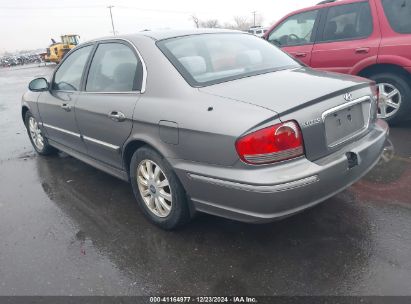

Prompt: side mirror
[{"left": 29, "top": 77, "right": 49, "bottom": 92}]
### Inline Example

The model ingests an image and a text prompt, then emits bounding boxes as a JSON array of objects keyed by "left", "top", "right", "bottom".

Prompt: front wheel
[
  {"left": 369, "top": 73, "right": 411, "bottom": 124},
  {"left": 24, "top": 111, "right": 57, "bottom": 155},
  {"left": 129, "top": 147, "right": 191, "bottom": 230}
]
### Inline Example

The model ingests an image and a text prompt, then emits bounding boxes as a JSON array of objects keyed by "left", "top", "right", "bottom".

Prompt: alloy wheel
[
  {"left": 137, "top": 159, "right": 172, "bottom": 218},
  {"left": 28, "top": 117, "right": 44, "bottom": 151},
  {"left": 377, "top": 83, "right": 402, "bottom": 119}
]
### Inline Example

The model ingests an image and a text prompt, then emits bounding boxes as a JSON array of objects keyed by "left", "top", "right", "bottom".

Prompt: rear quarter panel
[{"left": 130, "top": 93, "right": 277, "bottom": 167}]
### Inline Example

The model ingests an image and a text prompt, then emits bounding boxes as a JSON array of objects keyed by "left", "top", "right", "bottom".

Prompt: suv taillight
[
  {"left": 371, "top": 83, "right": 379, "bottom": 104},
  {"left": 235, "top": 121, "right": 304, "bottom": 165},
  {"left": 370, "top": 83, "right": 379, "bottom": 119}
]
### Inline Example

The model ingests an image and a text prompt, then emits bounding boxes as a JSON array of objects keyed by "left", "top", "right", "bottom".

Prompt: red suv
[{"left": 264, "top": 0, "right": 411, "bottom": 123}]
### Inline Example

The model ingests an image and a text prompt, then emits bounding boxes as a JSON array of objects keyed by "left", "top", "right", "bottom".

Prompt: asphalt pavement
[{"left": 0, "top": 64, "right": 410, "bottom": 296}]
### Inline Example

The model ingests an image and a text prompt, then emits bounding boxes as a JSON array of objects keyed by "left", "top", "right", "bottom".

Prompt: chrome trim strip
[
  {"left": 83, "top": 136, "right": 120, "bottom": 151},
  {"left": 42, "top": 123, "right": 120, "bottom": 151},
  {"left": 322, "top": 96, "right": 372, "bottom": 148},
  {"left": 321, "top": 96, "right": 371, "bottom": 121},
  {"left": 81, "top": 91, "right": 139, "bottom": 95},
  {"left": 42, "top": 123, "right": 81, "bottom": 138},
  {"left": 188, "top": 174, "right": 319, "bottom": 193},
  {"left": 244, "top": 147, "right": 304, "bottom": 163}
]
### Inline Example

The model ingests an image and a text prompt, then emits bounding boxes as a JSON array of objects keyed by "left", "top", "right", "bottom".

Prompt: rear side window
[
  {"left": 268, "top": 10, "right": 319, "bottom": 46},
  {"left": 321, "top": 2, "right": 373, "bottom": 42},
  {"left": 86, "top": 43, "right": 142, "bottom": 92},
  {"left": 382, "top": 0, "right": 411, "bottom": 34},
  {"left": 53, "top": 45, "right": 93, "bottom": 91}
]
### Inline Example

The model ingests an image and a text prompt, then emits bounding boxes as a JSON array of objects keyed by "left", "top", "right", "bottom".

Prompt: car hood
[{"left": 199, "top": 67, "right": 371, "bottom": 115}]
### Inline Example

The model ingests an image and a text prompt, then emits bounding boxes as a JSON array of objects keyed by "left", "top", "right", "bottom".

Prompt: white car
[{"left": 248, "top": 26, "right": 267, "bottom": 37}]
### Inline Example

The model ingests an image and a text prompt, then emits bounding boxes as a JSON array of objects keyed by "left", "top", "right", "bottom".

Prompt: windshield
[{"left": 157, "top": 33, "right": 300, "bottom": 87}]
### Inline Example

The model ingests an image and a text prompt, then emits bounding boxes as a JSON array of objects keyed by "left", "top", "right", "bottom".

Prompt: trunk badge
[
  {"left": 343, "top": 93, "right": 353, "bottom": 101},
  {"left": 302, "top": 117, "right": 322, "bottom": 128}
]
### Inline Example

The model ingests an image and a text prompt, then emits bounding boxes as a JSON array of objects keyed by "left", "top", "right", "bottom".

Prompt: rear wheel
[
  {"left": 368, "top": 73, "right": 411, "bottom": 124},
  {"left": 129, "top": 147, "right": 191, "bottom": 230},
  {"left": 24, "top": 111, "right": 57, "bottom": 155}
]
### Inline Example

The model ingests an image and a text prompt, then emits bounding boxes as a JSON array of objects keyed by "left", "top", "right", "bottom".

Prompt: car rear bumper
[{"left": 170, "top": 119, "right": 389, "bottom": 223}]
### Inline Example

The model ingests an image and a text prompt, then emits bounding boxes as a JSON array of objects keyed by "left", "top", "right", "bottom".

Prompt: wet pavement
[{"left": 0, "top": 65, "right": 411, "bottom": 296}]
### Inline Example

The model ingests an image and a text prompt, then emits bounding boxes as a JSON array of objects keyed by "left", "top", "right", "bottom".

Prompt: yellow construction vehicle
[{"left": 44, "top": 34, "right": 80, "bottom": 64}]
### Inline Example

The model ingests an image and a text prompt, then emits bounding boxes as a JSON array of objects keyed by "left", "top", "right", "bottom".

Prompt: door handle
[
  {"left": 295, "top": 52, "right": 307, "bottom": 58},
  {"left": 355, "top": 47, "right": 370, "bottom": 54},
  {"left": 108, "top": 111, "right": 126, "bottom": 122},
  {"left": 61, "top": 103, "right": 71, "bottom": 112}
]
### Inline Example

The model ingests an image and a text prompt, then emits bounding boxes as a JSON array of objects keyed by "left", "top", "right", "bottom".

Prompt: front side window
[
  {"left": 86, "top": 43, "right": 142, "bottom": 92},
  {"left": 382, "top": 0, "right": 411, "bottom": 34},
  {"left": 268, "top": 10, "right": 319, "bottom": 47},
  {"left": 53, "top": 45, "right": 93, "bottom": 91},
  {"left": 321, "top": 2, "right": 373, "bottom": 42},
  {"left": 157, "top": 33, "right": 299, "bottom": 87}
]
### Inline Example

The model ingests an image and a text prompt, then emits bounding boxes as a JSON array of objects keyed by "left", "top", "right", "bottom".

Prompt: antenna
[{"left": 107, "top": 5, "right": 116, "bottom": 35}]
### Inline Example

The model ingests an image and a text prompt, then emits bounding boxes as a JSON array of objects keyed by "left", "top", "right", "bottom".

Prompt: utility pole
[
  {"left": 251, "top": 11, "right": 257, "bottom": 27},
  {"left": 107, "top": 5, "right": 116, "bottom": 35}
]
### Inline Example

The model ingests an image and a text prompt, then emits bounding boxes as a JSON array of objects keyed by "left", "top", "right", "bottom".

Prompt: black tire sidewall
[
  {"left": 369, "top": 73, "right": 411, "bottom": 124},
  {"left": 129, "top": 147, "right": 190, "bottom": 230}
]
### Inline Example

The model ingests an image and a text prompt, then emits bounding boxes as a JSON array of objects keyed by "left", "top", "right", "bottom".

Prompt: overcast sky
[{"left": 0, "top": 0, "right": 317, "bottom": 53}]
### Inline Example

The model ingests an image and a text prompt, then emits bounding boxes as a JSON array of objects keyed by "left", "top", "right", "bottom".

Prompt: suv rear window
[{"left": 382, "top": 0, "right": 411, "bottom": 34}]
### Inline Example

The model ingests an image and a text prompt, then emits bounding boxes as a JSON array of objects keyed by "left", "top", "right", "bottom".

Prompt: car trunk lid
[{"left": 199, "top": 67, "right": 376, "bottom": 161}]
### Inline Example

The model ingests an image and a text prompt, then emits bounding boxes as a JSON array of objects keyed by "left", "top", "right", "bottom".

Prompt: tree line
[{"left": 191, "top": 14, "right": 265, "bottom": 31}]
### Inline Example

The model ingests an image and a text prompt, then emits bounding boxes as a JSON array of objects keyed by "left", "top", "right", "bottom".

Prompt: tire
[
  {"left": 24, "top": 111, "right": 57, "bottom": 155},
  {"left": 368, "top": 72, "right": 411, "bottom": 124},
  {"left": 129, "top": 147, "right": 191, "bottom": 230}
]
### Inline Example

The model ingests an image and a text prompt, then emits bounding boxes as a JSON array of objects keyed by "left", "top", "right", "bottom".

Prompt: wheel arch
[
  {"left": 357, "top": 63, "right": 411, "bottom": 81},
  {"left": 349, "top": 56, "right": 378, "bottom": 76},
  {"left": 21, "top": 103, "right": 30, "bottom": 122},
  {"left": 122, "top": 138, "right": 166, "bottom": 178}
]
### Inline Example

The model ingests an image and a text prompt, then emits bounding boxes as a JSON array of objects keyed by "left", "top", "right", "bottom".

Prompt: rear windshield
[
  {"left": 382, "top": 0, "right": 411, "bottom": 34},
  {"left": 157, "top": 33, "right": 299, "bottom": 87}
]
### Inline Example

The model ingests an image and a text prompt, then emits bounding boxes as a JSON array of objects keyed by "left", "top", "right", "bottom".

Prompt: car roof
[
  {"left": 287, "top": 0, "right": 368, "bottom": 15},
  {"left": 105, "top": 29, "right": 242, "bottom": 42}
]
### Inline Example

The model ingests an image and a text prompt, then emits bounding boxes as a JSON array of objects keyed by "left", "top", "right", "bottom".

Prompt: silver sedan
[{"left": 22, "top": 29, "right": 388, "bottom": 229}]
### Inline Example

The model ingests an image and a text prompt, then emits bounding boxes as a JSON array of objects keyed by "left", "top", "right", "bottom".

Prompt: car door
[
  {"left": 310, "top": 1, "right": 381, "bottom": 74},
  {"left": 75, "top": 41, "right": 144, "bottom": 169},
  {"left": 266, "top": 9, "right": 320, "bottom": 65},
  {"left": 37, "top": 44, "right": 93, "bottom": 154}
]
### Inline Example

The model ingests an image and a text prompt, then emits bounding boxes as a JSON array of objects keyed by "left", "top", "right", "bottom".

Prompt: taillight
[{"left": 235, "top": 120, "right": 304, "bottom": 165}]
